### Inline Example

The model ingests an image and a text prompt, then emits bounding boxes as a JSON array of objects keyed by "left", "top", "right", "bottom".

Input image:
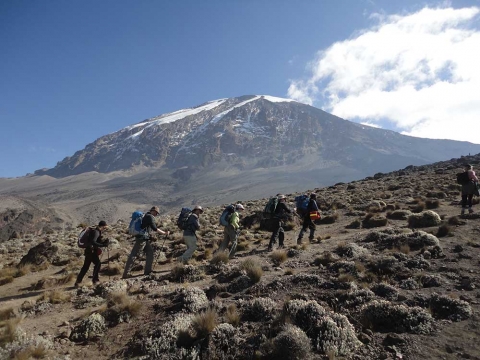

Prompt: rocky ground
[{"left": 1, "top": 154, "right": 480, "bottom": 359}]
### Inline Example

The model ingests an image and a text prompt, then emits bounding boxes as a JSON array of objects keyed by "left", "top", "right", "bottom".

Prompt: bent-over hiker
[
  {"left": 268, "top": 195, "right": 292, "bottom": 251},
  {"left": 218, "top": 203, "right": 245, "bottom": 259},
  {"left": 297, "top": 193, "right": 319, "bottom": 244},
  {"left": 461, "top": 164, "right": 479, "bottom": 215},
  {"left": 122, "top": 206, "right": 169, "bottom": 278},
  {"left": 75, "top": 220, "right": 109, "bottom": 287},
  {"left": 178, "top": 205, "right": 203, "bottom": 263}
]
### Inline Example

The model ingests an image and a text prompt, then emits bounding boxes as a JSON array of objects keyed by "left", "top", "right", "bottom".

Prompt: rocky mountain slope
[
  {"left": 1, "top": 153, "right": 480, "bottom": 359},
  {"left": 2, "top": 95, "right": 479, "bottom": 240},
  {"left": 35, "top": 95, "right": 480, "bottom": 180}
]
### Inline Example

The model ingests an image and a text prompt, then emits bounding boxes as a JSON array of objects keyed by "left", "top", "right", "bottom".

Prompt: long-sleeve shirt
[
  {"left": 90, "top": 228, "right": 107, "bottom": 248},
  {"left": 468, "top": 170, "right": 479, "bottom": 182},
  {"left": 183, "top": 213, "right": 200, "bottom": 236},
  {"left": 230, "top": 212, "right": 240, "bottom": 230},
  {"left": 274, "top": 201, "right": 292, "bottom": 218},
  {"left": 141, "top": 212, "right": 158, "bottom": 232},
  {"left": 307, "top": 199, "right": 319, "bottom": 212}
]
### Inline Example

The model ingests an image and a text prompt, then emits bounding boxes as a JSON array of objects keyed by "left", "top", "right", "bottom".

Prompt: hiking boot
[
  {"left": 267, "top": 246, "right": 273, "bottom": 252},
  {"left": 74, "top": 282, "right": 80, "bottom": 289},
  {"left": 469, "top": 208, "right": 474, "bottom": 214},
  {"left": 461, "top": 208, "right": 466, "bottom": 215},
  {"left": 92, "top": 279, "right": 100, "bottom": 286},
  {"left": 296, "top": 238, "right": 302, "bottom": 245},
  {"left": 278, "top": 245, "right": 285, "bottom": 249}
]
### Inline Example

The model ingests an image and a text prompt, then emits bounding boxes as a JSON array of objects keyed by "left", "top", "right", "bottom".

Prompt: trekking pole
[{"left": 107, "top": 244, "right": 111, "bottom": 281}]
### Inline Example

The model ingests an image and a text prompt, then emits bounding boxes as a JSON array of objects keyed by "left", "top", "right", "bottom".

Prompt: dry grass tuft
[
  {"left": 12, "top": 344, "right": 48, "bottom": 360},
  {"left": 284, "top": 268, "right": 295, "bottom": 275},
  {"left": 240, "top": 259, "right": 263, "bottom": 283},
  {"left": 337, "top": 273, "right": 355, "bottom": 283},
  {"left": 101, "top": 263, "right": 123, "bottom": 276},
  {"left": 425, "top": 199, "right": 440, "bottom": 209},
  {"left": 437, "top": 224, "right": 452, "bottom": 238},
  {"left": 236, "top": 241, "right": 250, "bottom": 252},
  {"left": 0, "top": 317, "right": 21, "bottom": 346},
  {"left": 210, "top": 252, "right": 230, "bottom": 266},
  {"left": 225, "top": 304, "right": 240, "bottom": 327},
  {"left": 314, "top": 252, "right": 337, "bottom": 266},
  {"left": 192, "top": 308, "right": 218, "bottom": 338},
  {"left": 269, "top": 251, "right": 287, "bottom": 265},
  {"left": 38, "top": 289, "right": 71, "bottom": 304},
  {"left": 108, "top": 292, "right": 143, "bottom": 317},
  {"left": 0, "top": 307, "right": 16, "bottom": 321}
]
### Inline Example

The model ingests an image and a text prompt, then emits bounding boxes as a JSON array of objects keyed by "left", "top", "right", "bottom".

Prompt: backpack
[
  {"left": 456, "top": 172, "right": 470, "bottom": 185},
  {"left": 295, "top": 195, "right": 309, "bottom": 215},
  {"left": 177, "top": 207, "right": 192, "bottom": 230},
  {"left": 219, "top": 205, "right": 235, "bottom": 226},
  {"left": 263, "top": 197, "right": 278, "bottom": 218},
  {"left": 128, "top": 211, "right": 145, "bottom": 236},
  {"left": 78, "top": 227, "right": 95, "bottom": 248}
]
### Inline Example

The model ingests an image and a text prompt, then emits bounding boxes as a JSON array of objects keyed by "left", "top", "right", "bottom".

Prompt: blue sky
[{"left": 1, "top": 0, "right": 479, "bottom": 177}]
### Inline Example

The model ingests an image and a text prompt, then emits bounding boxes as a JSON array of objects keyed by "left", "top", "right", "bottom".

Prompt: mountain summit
[{"left": 35, "top": 95, "right": 480, "bottom": 181}]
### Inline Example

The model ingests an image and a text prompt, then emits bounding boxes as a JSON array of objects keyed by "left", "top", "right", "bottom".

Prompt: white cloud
[{"left": 288, "top": 6, "right": 480, "bottom": 144}]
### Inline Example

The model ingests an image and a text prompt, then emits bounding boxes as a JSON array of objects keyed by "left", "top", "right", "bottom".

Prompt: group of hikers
[
  {"left": 74, "top": 163, "right": 479, "bottom": 286},
  {"left": 73, "top": 192, "right": 321, "bottom": 286}
]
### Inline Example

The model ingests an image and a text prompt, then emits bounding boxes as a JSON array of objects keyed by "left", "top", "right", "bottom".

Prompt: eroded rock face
[{"left": 19, "top": 240, "right": 58, "bottom": 266}]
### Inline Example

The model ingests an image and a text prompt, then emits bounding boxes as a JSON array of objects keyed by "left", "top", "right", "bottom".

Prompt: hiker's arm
[
  {"left": 156, "top": 228, "right": 169, "bottom": 236},
  {"left": 469, "top": 170, "right": 479, "bottom": 182},
  {"left": 91, "top": 230, "right": 105, "bottom": 247}
]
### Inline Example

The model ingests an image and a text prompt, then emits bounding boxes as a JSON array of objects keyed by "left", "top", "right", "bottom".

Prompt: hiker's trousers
[
  {"left": 298, "top": 215, "right": 316, "bottom": 241},
  {"left": 219, "top": 225, "right": 238, "bottom": 258},
  {"left": 123, "top": 238, "right": 154, "bottom": 278},
  {"left": 178, "top": 235, "right": 197, "bottom": 263},
  {"left": 269, "top": 219, "right": 285, "bottom": 248},
  {"left": 77, "top": 247, "right": 101, "bottom": 283}
]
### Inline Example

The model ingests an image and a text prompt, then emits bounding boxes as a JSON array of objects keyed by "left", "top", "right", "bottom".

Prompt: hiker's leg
[
  {"left": 218, "top": 228, "right": 230, "bottom": 252},
  {"left": 179, "top": 235, "right": 197, "bottom": 262},
  {"left": 91, "top": 250, "right": 101, "bottom": 283},
  {"left": 462, "top": 194, "right": 468, "bottom": 208},
  {"left": 228, "top": 227, "right": 238, "bottom": 258},
  {"left": 468, "top": 194, "right": 474, "bottom": 208},
  {"left": 308, "top": 218, "right": 316, "bottom": 240},
  {"left": 278, "top": 223, "right": 285, "bottom": 247},
  {"left": 297, "top": 216, "right": 308, "bottom": 243},
  {"left": 76, "top": 249, "right": 92, "bottom": 283},
  {"left": 269, "top": 220, "right": 281, "bottom": 249},
  {"left": 144, "top": 240, "right": 154, "bottom": 275},
  {"left": 122, "top": 239, "right": 143, "bottom": 279}
]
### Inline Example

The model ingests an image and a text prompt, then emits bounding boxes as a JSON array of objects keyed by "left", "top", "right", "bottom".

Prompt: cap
[
  {"left": 98, "top": 220, "right": 107, "bottom": 227},
  {"left": 150, "top": 206, "right": 160, "bottom": 213},
  {"left": 277, "top": 194, "right": 286, "bottom": 200},
  {"left": 235, "top": 204, "right": 245, "bottom": 210},
  {"left": 310, "top": 193, "right": 317, "bottom": 198},
  {"left": 193, "top": 205, "right": 204, "bottom": 213}
]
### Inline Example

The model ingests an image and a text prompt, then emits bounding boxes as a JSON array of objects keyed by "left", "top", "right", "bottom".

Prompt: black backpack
[
  {"left": 77, "top": 227, "right": 95, "bottom": 248},
  {"left": 456, "top": 172, "right": 470, "bottom": 185},
  {"left": 176, "top": 207, "right": 192, "bottom": 230}
]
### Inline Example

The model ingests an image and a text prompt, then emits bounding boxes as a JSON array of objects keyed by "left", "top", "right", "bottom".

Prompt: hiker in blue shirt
[
  {"left": 297, "top": 193, "right": 320, "bottom": 244},
  {"left": 122, "top": 206, "right": 169, "bottom": 278}
]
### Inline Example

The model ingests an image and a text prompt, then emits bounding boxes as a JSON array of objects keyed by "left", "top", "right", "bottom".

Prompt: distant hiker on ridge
[
  {"left": 122, "top": 206, "right": 169, "bottom": 279},
  {"left": 268, "top": 195, "right": 292, "bottom": 251},
  {"left": 217, "top": 203, "right": 245, "bottom": 259},
  {"left": 75, "top": 220, "right": 109, "bottom": 287},
  {"left": 297, "top": 193, "right": 320, "bottom": 244},
  {"left": 461, "top": 164, "right": 479, "bottom": 215},
  {"left": 178, "top": 205, "right": 203, "bottom": 263}
]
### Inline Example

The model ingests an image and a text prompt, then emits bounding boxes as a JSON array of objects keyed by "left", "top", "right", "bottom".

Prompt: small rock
[
  {"left": 359, "top": 333, "right": 372, "bottom": 344},
  {"left": 453, "top": 245, "right": 464, "bottom": 253},
  {"left": 383, "top": 333, "right": 406, "bottom": 346}
]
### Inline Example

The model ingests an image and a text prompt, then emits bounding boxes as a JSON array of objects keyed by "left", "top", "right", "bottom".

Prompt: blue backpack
[
  {"left": 128, "top": 211, "right": 145, "bottom": 236},
  {"left": 177, "top": 207, "right": 192, "bottom": 230},
  {"left": 295, "top": 195, "right": 309, "bottom": 215},
  {"left": 219, "top": 205, "right": 235, "bottom": 226}
]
